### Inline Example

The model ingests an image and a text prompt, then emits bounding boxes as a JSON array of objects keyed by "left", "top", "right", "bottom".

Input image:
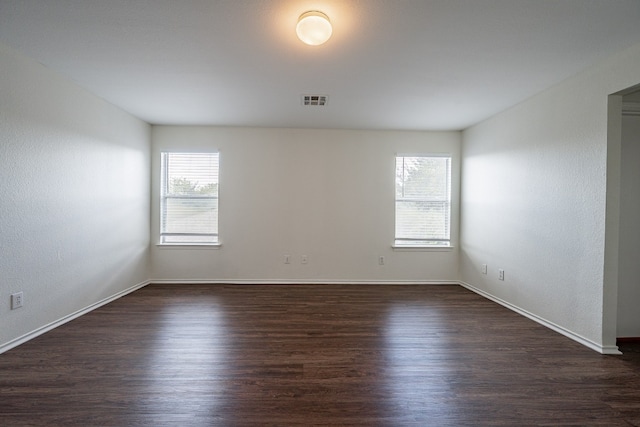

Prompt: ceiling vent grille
[{"left": 302, "top": 95, "right": 328, "bottom": 106}]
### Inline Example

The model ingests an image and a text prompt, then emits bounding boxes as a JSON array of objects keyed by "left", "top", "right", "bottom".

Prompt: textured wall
[
  {"left": 0, "top": 43, "right": 151, "bottom": 350},
  {"left": 151, "top": 126, "right": 461, "bottom": 283},
  {"left": 617, "top": 114, "right": 640, "bottom": 337},
  {"left": 460, "top": 42, "right": 640, "bottom": 352}
]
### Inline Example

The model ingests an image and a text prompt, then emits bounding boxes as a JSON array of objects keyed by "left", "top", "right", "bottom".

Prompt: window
[
  {"left": 395, "top": 155, "right": 451, "bottom": 247},
  {"left": 160, "top": 152, "right": 219, "bottom": 244}
]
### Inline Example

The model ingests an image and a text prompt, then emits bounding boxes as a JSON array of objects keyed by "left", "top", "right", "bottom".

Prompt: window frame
[
  {"left": 159, "top": 151, "right": 220, "bottom": 246},
  {"left": 394, "top": 154, "right": 452, "bottom": 249}
]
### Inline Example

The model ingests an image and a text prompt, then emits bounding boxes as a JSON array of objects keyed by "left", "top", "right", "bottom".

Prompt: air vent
[
  {"left": 302, "top": 95, "right": 328, "bottom": 106},
  {"left": 622, "top": 101, "right": 640, "bottom": 116}
]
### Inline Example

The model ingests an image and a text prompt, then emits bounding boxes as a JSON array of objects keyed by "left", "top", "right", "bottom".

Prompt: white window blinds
[
  {"left": 160, "top": 152, "right": 219, "bottom": 244},
  {"left": 395, "top": 155, "right": 451, "bottom": 247}
]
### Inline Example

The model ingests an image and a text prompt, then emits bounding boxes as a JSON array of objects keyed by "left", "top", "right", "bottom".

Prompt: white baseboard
[
  {"left": 0, "top": 280, "right": 150, "bottom": 355},
  {"left": 4, "top": 279, "right": 618, "bottom": 356},
  {"left": 149, "top": 279, "right": 460, "bottom": 285},
  {"left": 459, "top": 281, "right": 621, "bottom": 355}
]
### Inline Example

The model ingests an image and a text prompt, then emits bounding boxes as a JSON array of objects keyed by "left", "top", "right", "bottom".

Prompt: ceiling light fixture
[{"left": 296, "top": 11, "right": 332, "bottom": 46}]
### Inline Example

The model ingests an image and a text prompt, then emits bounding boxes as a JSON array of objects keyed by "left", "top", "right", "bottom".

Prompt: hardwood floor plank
[{"left": 1, "top": 284, "right": 639, "bottom": 426}]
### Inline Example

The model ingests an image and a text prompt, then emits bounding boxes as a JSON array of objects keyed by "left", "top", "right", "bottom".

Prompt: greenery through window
[
  {"left": 395, "top": 155, "right": 451, "bottom": 247},
  {"left": 160, "top": 152, "right": 219, "bottom": 244}
]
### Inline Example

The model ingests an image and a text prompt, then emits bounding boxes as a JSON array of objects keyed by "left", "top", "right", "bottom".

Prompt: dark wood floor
[{"left": 1, "top": 284, "right": 639, "bottom": 426}]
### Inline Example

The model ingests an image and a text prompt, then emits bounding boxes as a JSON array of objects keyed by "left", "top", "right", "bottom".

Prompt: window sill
[
  {"left": 392, "top": 245, "right": 455, "bottom": 252},
  {"left": 156, "top": 243, "right": 221, "bottom": 249}
]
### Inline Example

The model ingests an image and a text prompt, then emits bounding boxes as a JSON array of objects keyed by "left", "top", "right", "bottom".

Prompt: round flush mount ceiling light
[{"left": 296, "top": 11, "right": 332, "bottom": 46}]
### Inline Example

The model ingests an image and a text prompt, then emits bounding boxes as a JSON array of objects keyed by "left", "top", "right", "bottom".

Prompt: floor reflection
[
  {"left": 384, "top": 303, "right": 463, "bottom": 424},
  {"left": 141, "top": 299, "right": 228, "bottom": 424}
]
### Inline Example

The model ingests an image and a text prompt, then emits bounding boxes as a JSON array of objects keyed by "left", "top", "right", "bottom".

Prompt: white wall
[
  {"left": 617, "top": 114, "right": 640, "bottom": 337},
  {"left": 0, "top": 42, "right": 151, "bottom": 351},
  {"left": 460, "top": 41, "right": 640, "bottom": 353},
  {"left": 151, "top": 126, "right": 460, "bottom": 283}
]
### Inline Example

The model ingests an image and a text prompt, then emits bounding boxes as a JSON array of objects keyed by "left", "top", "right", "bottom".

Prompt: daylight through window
[
  {"left": 395, "top": 155, "right": 451, "bottom": 247},
  {"left": 160, "top": 152, "right": 219, "bottom": 244}
]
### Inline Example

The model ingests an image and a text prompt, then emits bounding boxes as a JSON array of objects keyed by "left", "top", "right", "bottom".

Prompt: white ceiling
[{"left": 2, "top": 0, "right": 640, "bottom": 131}]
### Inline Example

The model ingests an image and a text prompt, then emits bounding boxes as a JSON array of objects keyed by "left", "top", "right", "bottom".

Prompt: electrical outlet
[
  {"left": 284, "top": 255, "right": 291, "bottom": 264},
  {"left": 11, "top": 292, "right": 24, "bottom": 310},
  {"left": 498, "top": 269, "right": 505, "bottom": 281},
  {"left": 301, "top": 255, "right": 308, "bottom": 264},
  {"left": 481, "top": 264, "right": 487, "bottom": 274},
  {"left": 379, "top": 256, "right": 385, "bottom": 265}
]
